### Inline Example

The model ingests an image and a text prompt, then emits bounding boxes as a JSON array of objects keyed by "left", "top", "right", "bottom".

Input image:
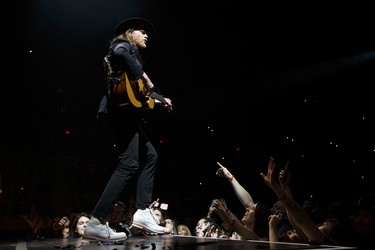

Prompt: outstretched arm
[
  {"left": 260, "top": 157, "right": 325, "bottom": 245},
  {"left": 216, "top": 162, "right": 255, "bottom": 209},
  {"left": 212, "top": 198, "right": 259, "bottom": 240}
]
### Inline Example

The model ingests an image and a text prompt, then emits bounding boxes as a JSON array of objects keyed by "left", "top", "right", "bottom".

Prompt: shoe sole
[
  {"left": 83, "top": 235, "right": 127, "bottom": 242},
  {"left": 131, "top": 222, "right": 164, "bottom": 235}
]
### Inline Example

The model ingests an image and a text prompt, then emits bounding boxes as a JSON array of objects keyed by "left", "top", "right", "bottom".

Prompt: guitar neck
[
  {"left": 150, "top": 92, "right": 166, "bottom": 104},
  {"left": 149, "top": 92, "right": 172, "bottom": 111}
]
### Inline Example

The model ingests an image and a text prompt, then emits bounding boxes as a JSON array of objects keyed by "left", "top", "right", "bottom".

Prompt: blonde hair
[
  {"left": 114, "top": 29, "right": 136, "bottom": 46},
  {"left": 177, "top": 224, "right": 192, "bottom": 236}
]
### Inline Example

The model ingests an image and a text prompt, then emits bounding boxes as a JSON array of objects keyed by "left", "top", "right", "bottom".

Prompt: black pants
[{"left": 92, "top": 111, "right": 158, "bottom": 218}]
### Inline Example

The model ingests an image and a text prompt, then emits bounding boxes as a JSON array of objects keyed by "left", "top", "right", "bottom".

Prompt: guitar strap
[
  {"left": 103, "top": 55, "right": 114, "bottom": 77},
  {"left": 103, "top": 43, "right": 133, "bottom": 107}
]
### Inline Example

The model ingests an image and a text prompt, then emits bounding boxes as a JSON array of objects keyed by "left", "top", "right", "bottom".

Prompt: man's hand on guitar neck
[
  {"left": 153, "top": 95, "right": 173, "bottom": 112},
  {"left": 139, "top": 73, "right": 172, "bottom": 111},
  {"left": 163, "top": 97, "right": 173, "bottom": 112}
]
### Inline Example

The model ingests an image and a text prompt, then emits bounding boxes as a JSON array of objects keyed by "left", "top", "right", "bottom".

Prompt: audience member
[
  {"left": 269, "top": 199, "right": 293, "bottom": 241},
  {"left": 70, "top": 213, "right": 90, "bottom": 238},
  {"left": 177, "top": 224, "right": 192, "bottom": 236},
  {"left": 150, "top": 200, "right": 176, "bottom": 235},
  {"left": 194, "top": 217, "right": 213, "bottom": 237},
  {"left": 260, "top": 157, "right": 331, "bottom": 245},
  {"left": 58, "top": 215, "right": 70, "bottom": 238},
  {"left": 58, "top": 212, "right": 90, "bottom": 238},
  {"left": 204, "top": 221, "right": 225, "bottom": 238},
  {"left": 214, "top": 162, "right": 271, "bottom": 240}
]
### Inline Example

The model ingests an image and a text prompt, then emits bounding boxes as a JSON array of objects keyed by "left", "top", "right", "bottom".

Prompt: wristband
[{"left": 229, "top": 175, "right": 234, "bottom": 182}]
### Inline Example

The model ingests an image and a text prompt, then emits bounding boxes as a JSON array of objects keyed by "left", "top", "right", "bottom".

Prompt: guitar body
[{"left": 114, "top": 72, "right": 155, "bottom": 109}]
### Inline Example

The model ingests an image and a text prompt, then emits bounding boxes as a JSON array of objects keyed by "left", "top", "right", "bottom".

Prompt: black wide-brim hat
[{"left": 114, "top": 17, "right": 155, "bottom": 37}]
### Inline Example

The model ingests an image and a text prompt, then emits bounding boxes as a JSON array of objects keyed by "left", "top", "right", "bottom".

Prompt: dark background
[{"left": 1, "top": 1, "right": 375, "bottom": 228}]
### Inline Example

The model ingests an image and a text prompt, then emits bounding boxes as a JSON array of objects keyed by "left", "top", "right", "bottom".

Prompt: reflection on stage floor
[{"left": 0, "top": 235, "right": 357, "bottom": 250}]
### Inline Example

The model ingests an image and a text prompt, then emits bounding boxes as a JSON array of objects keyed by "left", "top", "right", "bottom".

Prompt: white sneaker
[
  {"left": 83, "top": 217, "right": 127, "bottom": 241},
  {"left": 130, "top": 208, "right": 166, "bottom": 234}
]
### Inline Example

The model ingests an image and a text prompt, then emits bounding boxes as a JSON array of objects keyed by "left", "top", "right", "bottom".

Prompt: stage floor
[{"left": 0, "top": 235, "right": 357, "bottom": 250}]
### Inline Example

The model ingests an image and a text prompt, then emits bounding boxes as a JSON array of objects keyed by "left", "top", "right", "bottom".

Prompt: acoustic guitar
[{"left": 113, "top": 72, "right": 172, "bottom": 112}]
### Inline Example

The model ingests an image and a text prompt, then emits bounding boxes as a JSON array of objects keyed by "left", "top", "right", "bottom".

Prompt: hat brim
[{"left": 114, "top": 17, "right": 154, "bottom": 37}]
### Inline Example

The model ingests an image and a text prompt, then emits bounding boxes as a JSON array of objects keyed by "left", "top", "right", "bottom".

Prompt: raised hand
[
  {"left": 279, "top": 161, "right": 292, "bottom": 195},
  {"left": 260, "top": 157, "right": 277, "bottom": 189},
  {"left": 149, "top": 198, "right": 160, "bottom": 209},
  {"left": 59, "top": 216, "right": 70, "bottom": 228},
  {"left": 219, "top": 198, "right": 229, "bottom": 211},
  {"left": 211, "top": 198, "right": 227, "bottom": 214},
  {"left": 216, "top": 162, "right": 233, "bottom": 180}
]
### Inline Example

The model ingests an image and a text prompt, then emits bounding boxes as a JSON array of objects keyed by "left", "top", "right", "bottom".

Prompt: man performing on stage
[{"left": 84, "top": 17, "right": 173, "bottom": 241}]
